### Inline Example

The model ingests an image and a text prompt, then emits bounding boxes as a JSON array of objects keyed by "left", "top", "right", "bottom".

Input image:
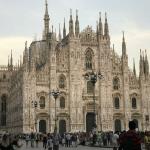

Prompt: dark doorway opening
[
  {"left": 115, "top": 119, "right": 121, "bottom": 132},
  {"left": 86, "top": 112, "right": 95, "bottom": 133},
  {"left": 59, "top": 120, "right": 66, "bottom": 135},
  {"left": 39, "top": 120, "right": 46, "bottom": 133}
]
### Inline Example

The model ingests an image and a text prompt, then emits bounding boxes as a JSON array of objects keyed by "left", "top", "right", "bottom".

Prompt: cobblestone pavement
[
  {"left": 20, "top": 141, "right": 145, "bottom": 150},
  {"left": 20, "top": 141, "right": 113, "bottom": 150}
]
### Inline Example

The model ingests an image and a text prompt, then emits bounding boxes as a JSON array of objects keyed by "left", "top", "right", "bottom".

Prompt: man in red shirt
[{"left": 118, "top": 121, "right": 142, "bottom": 150}]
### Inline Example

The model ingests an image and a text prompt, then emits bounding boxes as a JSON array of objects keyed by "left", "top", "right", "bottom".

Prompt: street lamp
[
  {"left": 32, "top": 101, "right": 38, "bottom": 132},
  {"left": 50, "top": 89, "right": 61, "bottom": 133},
  {"left": 84, "top": 71, "right": 103, "bottom": 130}
]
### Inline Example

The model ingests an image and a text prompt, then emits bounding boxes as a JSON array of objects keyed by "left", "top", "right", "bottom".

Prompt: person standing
[
  {"left": 25, "top": 134, "right": 30, "bottom": 148},
  {"left": 47, "top": 136, "right": 53, "bottom": 150},
  {"left": 53, "top": 131, "right": 60, "bottom": 150},
  {"left": 118, "top": 121, "right": 142, "bottom": 150},
  {"left": 43, "top": 134, "right": 47, "bottom": 149},
  {"left": 112, "top": 131, "right": 119, "bottom": 150}
]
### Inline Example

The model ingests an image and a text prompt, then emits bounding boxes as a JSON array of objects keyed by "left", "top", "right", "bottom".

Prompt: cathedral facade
[{"left": 0, "top": 1, "right": 150, "bottom": 134}]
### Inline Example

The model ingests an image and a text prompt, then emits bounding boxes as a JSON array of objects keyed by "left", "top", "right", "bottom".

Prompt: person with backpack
[
  {"left": 144, "top": 131, "right": 150, "bottom": 150},
  {"left": 118, "top": 120, "right": 142, "bottom": 150}
]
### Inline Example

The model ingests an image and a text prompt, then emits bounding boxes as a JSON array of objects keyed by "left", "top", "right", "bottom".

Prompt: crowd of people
[
  {"left": 0, "top": 134, "right": 23, "bottom": 150},
  {"left": 0, "top": 121, "right": 150, "bottom": 150}
]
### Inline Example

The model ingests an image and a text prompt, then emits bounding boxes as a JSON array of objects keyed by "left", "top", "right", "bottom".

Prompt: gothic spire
[
  {"left": 122, "top": 31, "right": 126, "bottom": 55},
  {"left": 9, "top": 49, "right": 13, "bottom": 71},
  {"left": 99, "top": 12, "right": 103, "bottom": 35},
  {"left": 75, "top": 9, "right": 79, "bottom": 37},
  {"left": 44, "top": 0, "right": 50, "bottom": 38},
  {"left": 24, "top": 41, "right": 28, "bottom": 63},
  {"left": 145, "top": 49, "right": 149, "bottom": 77},
  {"left": 8, "top": 56, "right": 9, "bottom": 68},
  {"left": 63, "top": 18, "right": 66, "bottom": 38},
  {"left": 69, "top": 9, "right": 74, "bottom": 36},
  {"left": 58, "top": 24, "right": 62, "bottom": 41},
  {"left": 10, "top": 49, "right": 13, "bottom": 67},
  {"left": 104, "top": 12, "right": 109, "bottom": 37},
  {"left": 139, "top": 49, "right": 144, "bottom": 76},
  {"left": 133, "top": 58, "right": 136, "bottom": 76},
  {"left": 96, "top": 21, "right": 99, "bottom": 38}
]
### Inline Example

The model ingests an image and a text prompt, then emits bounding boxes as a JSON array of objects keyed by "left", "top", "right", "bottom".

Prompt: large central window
[
  {"left": 114, "top": 97, "right": 120, "bottom": 109},
  {"left": 87, "top": 81, "right": 94, "bottom": 94},
  {"left": 40, "top": 96, "right": 45, "bottom": 109},
  {"left": 60, "top": 97, "right": 65, "bottom": 109},
  {"left": 85, "top": 49, "right": 93, "bottom": 70},
  {"left": 113, "top": 77, "right": 120, "bottom": 90},
  {"left": 59, "top": 75, "right": 66, "bottom": 89}
]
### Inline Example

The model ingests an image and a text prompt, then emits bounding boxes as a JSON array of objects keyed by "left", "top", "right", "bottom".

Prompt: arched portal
[
  {"left": 86, "top": 112, "right": 95, "bottom": 133},
  {"left": 115, "top": 119, "right": 121, "bottom": 132},
  {"left": 59, "top": 120, "right": 66, "bottom": 135},
  {"left": 133, "top": 119, "right": 138, "bottom": 129},
  {"left": 39, "top": 120, "right": 46, "bottom": 133}
]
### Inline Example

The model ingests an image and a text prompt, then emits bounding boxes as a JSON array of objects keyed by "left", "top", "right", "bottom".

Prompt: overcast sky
[{"left": 0, "top": 0, "right": 150, "bottom": 74}]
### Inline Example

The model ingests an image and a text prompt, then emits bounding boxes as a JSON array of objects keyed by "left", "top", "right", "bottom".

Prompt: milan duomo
[{"left": 0, "top": 1, "right": 150, "bottom": 134}]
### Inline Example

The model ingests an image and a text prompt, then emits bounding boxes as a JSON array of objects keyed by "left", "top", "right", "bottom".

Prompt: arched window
[
  {"left": 113, "top": 77, "right": 120, "bottom": 90},
  {"left": 114, "top": 97, "right": 120, "bottom": 109},
  {"left": 132, "top": 97, "right": 137, "bottom": 109},
  {"left": 85, "top": 49, "right": 93, "bottom": 70},
  {"left": 1, "top": 94, "right": 7, "bottom": 126},
  {"left": 59, "top": 75, "right": 66, "bottom": 89},
  {"left": 1, "top": 95, "right": 7, "bottom": 112},
  {"left": 39, "top": 96, "right": 45, "bottom": 109},
  {"left": 3, "top": 74, "right": 6, "bottom": 79},
  {"left": 87, "top": 81, "right": 94, "bottom": 94},
  {"left": 60, "top": 97, "right": 65, "bottom": 109}
]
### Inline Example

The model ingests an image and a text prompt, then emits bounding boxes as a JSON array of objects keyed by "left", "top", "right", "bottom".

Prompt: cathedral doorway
[
  {"left": 39, "top": 120, "right": 46, "bottom": 133},
  {"left": 86, "top": 112, "right": 95, "bottom": 133},
  {"left": 133, "top": 119, "right": 138, "bottom": 129},
  {"left": 59, "top": 120, "right": 66, "bottom": 135},
  {"left": 114, "top": 119, "right": 121, "bottom": 132}
]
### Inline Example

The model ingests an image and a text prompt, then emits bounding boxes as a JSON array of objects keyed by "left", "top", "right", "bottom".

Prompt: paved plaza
[{"left": 20, "top": 141, "right": 112, "bottom": 150}]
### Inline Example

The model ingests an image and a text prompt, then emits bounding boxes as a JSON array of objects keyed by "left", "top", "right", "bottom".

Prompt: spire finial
[
  {"left": 122, "top": 31, "right": 126, "bottom": 55},
  {"left": 52, "top": 25, "right": 53, "bottom": 33},
  {"left": 105, "top": 12, "right": 107, "bottom": 20},
  {"left": 59, "top": 23, "right": 62, "bottom": 41},
  {"left": 99, "top": 12, "right": 101, "bottom": 18},
  {"left": 25, "top": 41, "right": 27, "bottom": 49},
  {"left": 69, "top": 9, "right": 74, "bottom": 36},
  {"left": 70, "top": 9, "right": 72, "bottom": 16},
  {"left": 63, "top": 18, "right": 66, "bottom": 38},
  {"left": 104, "top": 12, "right": 109, "bottom": 36},
  {"left": 98, "top": 12, "right": 103, "bottom": 35},
  {"left": 45, "top": 0, "right": 48, "bottom": 14},
  {"left": 122, "top": 31, "right": 125, "bottom": 41},
  {"left": 133, "top": 58, "right": 136, "bottom": 76},
  {"left": 76, "top": 9, "right": 78, "bottom": 16},
  {"left": 8, "top": 56, "right": 10, "bottom": 67},
  {"left": 10, "top": 49, "right": 13, "bottom": 67}
]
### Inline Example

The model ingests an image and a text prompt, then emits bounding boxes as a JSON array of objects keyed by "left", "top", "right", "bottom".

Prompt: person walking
[
  {"left": 144, "top": 131, "right": 150, "bottom": 150},
  {"left": 47, "top": 136, "right": 53, "bottom": 150},
  {"left": 53, "top": 131, "right": 60, "bottom": 150},
  {"left": 25, "top": 134, "right": 30, "bottom": 148},
  {"left": 118, "top": 120, "right": 142, "bottom": 150},
  {"left": 30, "top": 132, "right": 35, "bottom": 148},
  {"left": 43, "top": 134, "right": 47, "bottom": 149},
  {"left": 112, "top": 131, "right": 119, "bottom": 150},
  {"left": 0, "top": 134, "right": 11, "bottom": 150}
]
